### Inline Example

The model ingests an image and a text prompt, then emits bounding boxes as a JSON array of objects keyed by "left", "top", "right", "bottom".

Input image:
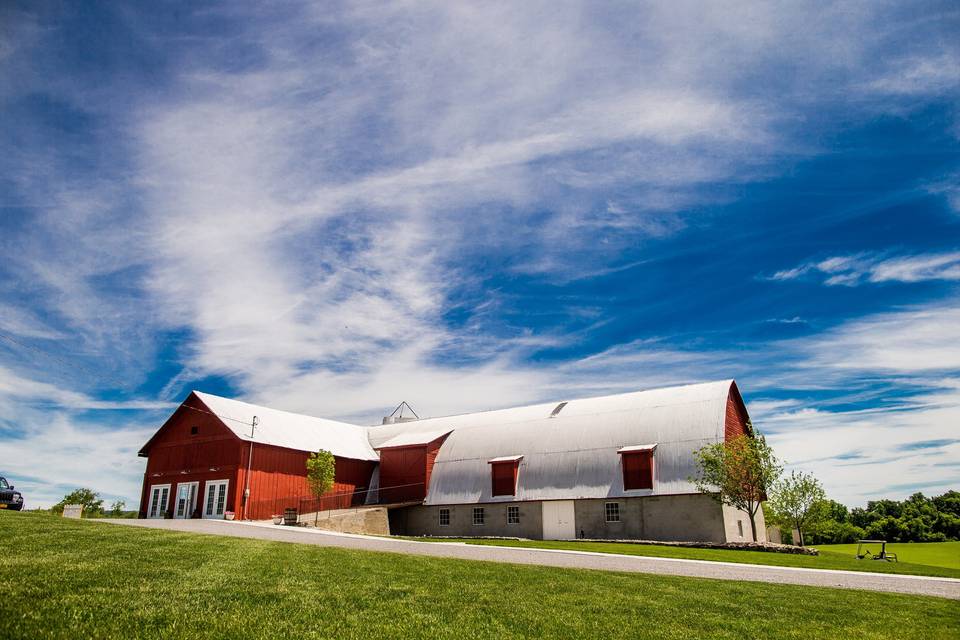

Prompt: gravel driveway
[{"left": 101, "top": 518, "right": 960, "bottom": 600}]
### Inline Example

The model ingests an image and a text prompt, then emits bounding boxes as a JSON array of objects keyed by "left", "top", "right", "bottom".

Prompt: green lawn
[
  {"left": 404, "top": 537, "right": 960, "bottom": 579},
  {"left": 1, "top": 513, "right": 958, "bottom": 640},
  {"left": 816, "top": 541, "right": 960, "bottom": 570}
]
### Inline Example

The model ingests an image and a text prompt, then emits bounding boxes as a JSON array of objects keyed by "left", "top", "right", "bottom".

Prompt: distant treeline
[{"left": 804, "top": 491, "right": 960, "bottom": 544}]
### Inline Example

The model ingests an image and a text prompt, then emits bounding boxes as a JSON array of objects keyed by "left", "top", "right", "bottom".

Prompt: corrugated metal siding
[{"left": 367, "top": 380, "right": 743, "bottom": 506}]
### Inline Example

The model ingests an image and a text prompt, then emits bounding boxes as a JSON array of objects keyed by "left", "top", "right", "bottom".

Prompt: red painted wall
[
  {"left": 377, "top": 433, "right": 449, "bottom": 503},
  {"left": 139, "top": 394, "right": 244, "bottom": 518},
  {"left": 490, "top": 461, "right": 519, "bottom": 496},
  {"left": 622, "top": 451, "right": 654, "bottom": 490},
  {"left": 724, "top": 381, "right": 751, "bottom": 441},
  {"left": 378, "top": 446, "right": 427, "bottom": 503},
  {"left": 139, "top": 393, "right": 376, "bottom": 520},
  {"left": 240, "top": 450, "right": 376, "bottom": 520}
]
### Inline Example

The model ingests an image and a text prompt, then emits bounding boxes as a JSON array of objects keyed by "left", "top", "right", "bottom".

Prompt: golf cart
[{"left": 856, "top": 539, "right": 898, "bottom": 562}]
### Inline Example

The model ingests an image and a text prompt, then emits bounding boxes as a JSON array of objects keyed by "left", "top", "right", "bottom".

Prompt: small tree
[
  {"left": 51, "top": 488, "right": 105, "bottom": 518},
  {"left": 306, "top": 449, "right": 336, "bottom": 501},
  {"left": 768, "top": 470, "right": 827, "bottom": 546},
  {"left": 108, "top": 500, "right": 126, "bottom": 517},
  {"left": 692, "top": 430, "right": 781, "bottom": 542}
]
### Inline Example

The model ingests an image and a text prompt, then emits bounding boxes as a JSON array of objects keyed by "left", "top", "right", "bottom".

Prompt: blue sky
[{"left": 1, "top": 1, "right": 958, "bottom": 508}]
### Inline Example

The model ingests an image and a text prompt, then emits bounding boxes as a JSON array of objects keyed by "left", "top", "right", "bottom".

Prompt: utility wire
[{"left": 0, "top": 328, "right": 143, "bottom": 389}]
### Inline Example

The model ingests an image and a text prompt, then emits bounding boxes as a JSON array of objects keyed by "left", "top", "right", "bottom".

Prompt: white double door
[
  {"left": 173, "top": 482, "right": 199, "bottom": 519},
  {"left": 202, "top": 480, "right": 229, "bottom": 519},
  {"left": 542, "top": 500, "right": 576, "bottom": 539},
  {"left": 147, "top": 484, "right": 170, "bottom": 519}
]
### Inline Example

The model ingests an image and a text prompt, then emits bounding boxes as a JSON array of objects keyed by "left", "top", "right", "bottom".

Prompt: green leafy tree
[
  {"left": 692, "top": 430, "right": 782, "bottom": 542},
  {"left": 51, "top": 488, "right": 104, "bottom": 518},
  {"left": 761, "top": 502, "right": 790, "bottom": 544},
  {"left": 832, "top": 491, "right": 960, "bottom": 543},
  {"left": 306, "top": 449, "right": 336, "bottom": 500},
  {"left": 806, "top": 519, "right": 865, "bottom": 545},
  {"left": 933, "top": 490, "right": 960, "bottom": 517},
  {"left": 108, "top": 500, "right": 126, "bottom": 517},
  {"left": 768, "top": 470, "right": 826, "bottom": 546}
]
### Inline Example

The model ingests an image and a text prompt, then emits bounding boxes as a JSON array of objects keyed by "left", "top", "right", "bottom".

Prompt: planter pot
[
  {"left": 272, "top": 516, "right": 283, "bottom": 525},
  {"left": 224, "top": 512, "right": 235, "bottom": 521}
]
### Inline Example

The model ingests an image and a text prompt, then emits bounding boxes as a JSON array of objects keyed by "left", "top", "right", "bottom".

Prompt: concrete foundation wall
[
  {"left": 721, "top": 504, "right": 768, "bottom": 543},
  {"left": 396, "top": 501, "right": 543, "bottom": 539},
  {"left": 394, "top": 494, "right": 730, "bottom": 542},
  {"left": 300, "top": 507, "right": 390, "bottom": 536}
]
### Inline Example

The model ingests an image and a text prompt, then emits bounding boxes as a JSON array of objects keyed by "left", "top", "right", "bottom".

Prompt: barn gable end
[{"left": 724, "top": 381, "right": 752, "bottom": 441}]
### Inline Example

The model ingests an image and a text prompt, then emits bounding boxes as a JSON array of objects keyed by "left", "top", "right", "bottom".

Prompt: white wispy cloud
[
  {"left": 769, "top": 251, "right": 960, "bottom": 286},
  {"left": 1, "top": 1, "right": 958, "bottom": 508},
  {"left": 0, "top": 366, "right": 172, "bottom": 412},
  {"left": 762, "top": 382, "right": 960, "bottom": 505}
]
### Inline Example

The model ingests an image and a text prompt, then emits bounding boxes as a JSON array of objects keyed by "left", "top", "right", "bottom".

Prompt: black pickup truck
[{"left": 0, "top": 477, "right": 24, "bottom": 511}]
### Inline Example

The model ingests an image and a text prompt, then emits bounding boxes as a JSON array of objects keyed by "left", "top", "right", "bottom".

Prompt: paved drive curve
[{"left": 101, "top": 519, "right": 960, "bottom": 600}]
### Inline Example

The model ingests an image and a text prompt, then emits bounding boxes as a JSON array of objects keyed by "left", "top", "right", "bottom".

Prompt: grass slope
[
  {"left": 408, "top": 538, "right": 960, "bottom": 579},
  {"left": 1, "top": 513, "right": 958, "bottom": 640},
  {"left": 816, "top": 541, "right": 960, "bottom": 570}
]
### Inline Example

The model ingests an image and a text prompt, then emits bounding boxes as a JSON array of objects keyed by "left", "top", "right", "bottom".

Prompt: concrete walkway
[{"left": 100, "top": 518, "right": 960, "bottom": 600}]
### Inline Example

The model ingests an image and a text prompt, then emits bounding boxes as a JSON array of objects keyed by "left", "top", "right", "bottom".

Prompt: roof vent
[
  {"left": 549, "top": 401, "right": 568, "bottom": 418},
  {"left": 382, "top": 400, "right": 420, "bottom": 425}
]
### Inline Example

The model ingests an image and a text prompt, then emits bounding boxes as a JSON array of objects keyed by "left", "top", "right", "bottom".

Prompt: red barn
[
  {"left": 138, "top": 391, "right": 378, "bottom": 520},
  {"left": 138, "top": 380, "right": 766, "bottom": 543}
]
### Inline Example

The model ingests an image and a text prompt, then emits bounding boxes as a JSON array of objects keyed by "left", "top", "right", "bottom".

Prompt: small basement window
[
  {"left": 473, "top": 507, "right": 485, "bottom": 526},
  {"left": 190, "top": 426, "right": 199, "bottom": 436},
  {"left": 618, "top": 444, "right": 656, "bottom": 491},
  {"left": 438, "top": 508, "right": 450, "bottom": 527},
  {"left": 605, "top": 502, "right": 621, "bottom": 523},
  {"left": 507, "top": 505, "right": 520, "bottom": 524}
]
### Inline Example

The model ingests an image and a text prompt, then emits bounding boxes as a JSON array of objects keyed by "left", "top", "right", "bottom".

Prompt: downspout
[{"left": 242, "top": 416, "right": 258, "bottom": 520}]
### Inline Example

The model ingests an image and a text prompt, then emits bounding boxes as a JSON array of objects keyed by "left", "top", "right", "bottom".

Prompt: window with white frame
[
  {"left": 438, "top": 508, "right": 450, "bottom": 526},
  {"left": 605, "top": 502, "right": 621, "bottom": 523},
  {"left": 473, "top": 507, "right": 485, "bottom": 525},
  {"left": 507, "top": 505, "right": 520, "bottom": 524}
]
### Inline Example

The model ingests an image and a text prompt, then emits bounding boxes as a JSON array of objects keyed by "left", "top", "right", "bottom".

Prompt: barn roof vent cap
[{"left": 382, "top": 400, "right": 420, "bottom": 425}]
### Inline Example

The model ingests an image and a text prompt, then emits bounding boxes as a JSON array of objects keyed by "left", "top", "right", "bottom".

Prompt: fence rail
[{"left": 242, "top": 481, "right": 426, "bottom": 521}]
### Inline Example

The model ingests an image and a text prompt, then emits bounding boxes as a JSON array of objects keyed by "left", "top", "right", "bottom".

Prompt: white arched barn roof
[{"left": 366, "top": 379, "right": 748, "bottom": 504}]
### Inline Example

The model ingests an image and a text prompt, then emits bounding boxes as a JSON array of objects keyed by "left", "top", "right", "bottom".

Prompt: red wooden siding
[
  {"left": 239, "top": 450, "right": 376, "bottom": 520},
  {"left": 724, "top": 381, "right": 751, "bottom": 441},
  {"left": 139, "top": 392, "right": 376, "bottom": 520},
  {"left": 621, "top": 451, "right": 654, "bottom": 490},
  {"left": 490, "top": 461, "right": 519, "bottom": 496},
  {"left": 377, "top": 433, "right": 449, "bottom": 503},
  {"left": 424, "top": 435, "right": 446, "bottom": 496},
  {"left": 139, "top": 394, "right": 244, "bottom": 518},
  {"left": 378, "top": 445, "right": 427, "bottom": 503}
]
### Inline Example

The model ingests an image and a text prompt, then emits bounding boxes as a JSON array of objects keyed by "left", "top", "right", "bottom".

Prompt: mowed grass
[
  {"left": 1, "top": 513, "right": 958, "bottom": 640},
  {"left": 406, "top": 538, "right": 960, "bottom": 579},
  {"left": 816, "top": 541, "right": 960, "bottom": 571}
]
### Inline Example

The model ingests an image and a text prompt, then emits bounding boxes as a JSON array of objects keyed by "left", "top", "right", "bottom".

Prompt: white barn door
[{"left": 542, "top": 500, "right": 576, "bottom": 539}]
